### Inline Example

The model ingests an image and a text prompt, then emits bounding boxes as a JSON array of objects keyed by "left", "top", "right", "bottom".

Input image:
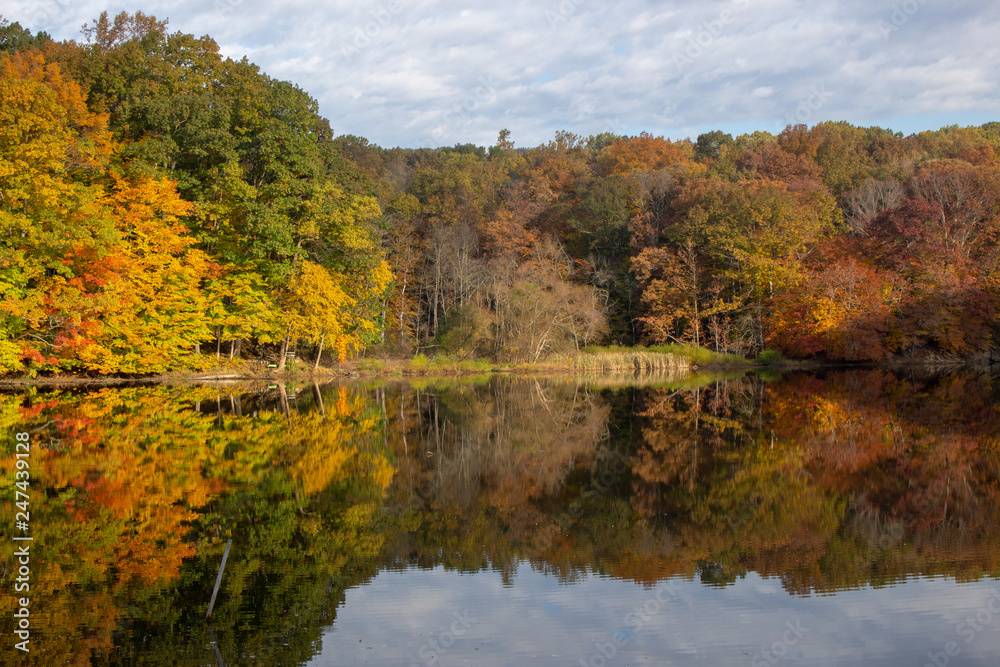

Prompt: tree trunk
[
  {"left": 692, "top": 267, "right": 699, "bottom": 347},
  {"left": 380, "top": 299, "right": 387, "bottom": 344},
  {"left": 278, "top": 333, "right": 290, "bottom": 370},
  {"left": 433, "top": 263, "right": 441, "bottom": 336},
  {"left": 314, "top": 333, "right": 325, "bottom": 371},
  {"left": 398, "top": 274, "right": 408, "bottom": 353},
  {"left": 756, "top": 300, "right": 765, "bottom": 353},
  {"left": 682, "top": 238, "right": 700, "bottom": 347}
]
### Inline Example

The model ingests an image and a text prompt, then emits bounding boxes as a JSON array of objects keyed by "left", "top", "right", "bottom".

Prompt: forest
[{"left": 3, "top": 11, "right": 1000, "bottom": 375}]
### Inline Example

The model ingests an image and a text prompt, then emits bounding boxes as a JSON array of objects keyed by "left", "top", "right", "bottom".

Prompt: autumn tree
[
  {"left": 76, "top": 173, "right": 213, "bottom": 373},
  {"left": 595, "top": 131, "right": 693, "bottom": 177},
  {"left": 494, "top": 238, "right": 608, "bottom": 362},
  {"left": 280, "top": 259, "right": 392, "bottom": 367},
  {"left": 842, "top": 177, "right": 905, "bottom": 232},
  {"left": 0, "top": 17, "right": 51, "bottom": 52},
  {"left": 0, "top": 51, "right": 114, "bottom": 372},
  {"left": 637, "top": 176, "right": 839, "bottom": 352}
]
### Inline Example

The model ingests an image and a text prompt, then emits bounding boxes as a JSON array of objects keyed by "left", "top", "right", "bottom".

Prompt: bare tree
[{"left": 843, "top": 178, "right": 904, "bottom": 233}]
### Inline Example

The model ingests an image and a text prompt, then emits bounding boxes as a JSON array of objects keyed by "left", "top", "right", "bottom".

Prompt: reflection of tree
[
  {"left": 381, "top": 377, "right": 698, "bottom": 584},
  {"left": 631, "top": 378, "right": 758, "bottom": 516},
  {"left": 2, "top": 371, "right": 999, "bottom": 663},
  {"left": 627, "top": 377, "right": 846, "bottom": 588},
  {"left": 0, "top": 384, "right": 393, "bottom": 666},
  {"left": 383, "top": 372, "right": 1000, "bottom": 596},
  {"left": 764, "top": 371, "right": 1000, "bottom": 590},
  {"left": 391, "top": 377, "right": 610, "bottom": 509}
]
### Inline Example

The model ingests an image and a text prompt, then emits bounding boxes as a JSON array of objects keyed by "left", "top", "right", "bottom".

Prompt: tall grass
[
  {"left": 365, "top": 343, "right": 749, "bottom": 379},
  {"left": 581, "top": 344, "right": 750, "bottom": 369},
  {"left": 574, "top": 348, "right": 691, "bottom": 376}
]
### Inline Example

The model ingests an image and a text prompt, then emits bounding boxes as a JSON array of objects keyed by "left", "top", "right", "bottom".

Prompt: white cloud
[
  {"left": 5, "top": 0, "right": 999, "bottom": 147},
  {"left": 310, "top": 565, "right": 1000, "bottom": 666}
]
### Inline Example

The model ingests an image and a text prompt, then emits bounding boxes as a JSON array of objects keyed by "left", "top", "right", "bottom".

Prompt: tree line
[{"left": 3, "top": 11, "right": 1000, "bottom": 374}]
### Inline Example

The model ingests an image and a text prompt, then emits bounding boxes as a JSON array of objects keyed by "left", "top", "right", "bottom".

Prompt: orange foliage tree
[{"left": 0, "top": 52, "right": 114, "bottom": 372}]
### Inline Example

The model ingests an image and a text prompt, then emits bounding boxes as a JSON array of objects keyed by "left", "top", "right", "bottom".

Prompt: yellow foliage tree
[
  {"left": 282, "top": 259, "right": 392, "bottom": 364},
  {"left": 73, "top": 173, "right": 213, "bottom": 373},
  {"left": 0, "top": 52, "right": 115, "bottom": 372}
]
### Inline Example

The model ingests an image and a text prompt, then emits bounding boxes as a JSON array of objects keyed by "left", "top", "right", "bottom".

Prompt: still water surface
[{"left": 1, "top": 370, "right": 999, "bottom": 665}]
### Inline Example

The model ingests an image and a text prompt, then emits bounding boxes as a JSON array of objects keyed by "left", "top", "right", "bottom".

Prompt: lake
[{"left": 2, "top": 369, "right": 999, "bottom": 666}]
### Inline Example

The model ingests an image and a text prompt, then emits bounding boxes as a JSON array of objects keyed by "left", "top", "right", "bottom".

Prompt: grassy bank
[
  {"left": 349, "top": 344, "right": 755, "bottom": 378},
  {"left": 2, "top": 344, "right": 765, "bottom": 385}
]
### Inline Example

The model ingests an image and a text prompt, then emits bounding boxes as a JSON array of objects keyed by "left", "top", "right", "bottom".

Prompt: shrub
[
  {"left": 408, "top": 354, "right": 430, "bottom": 371},
  {"left": 435, "top": 304, "right": 494, "bottom": 359},
  {"left": 757, "top": 350, "right": 783, "bottom": 365}
]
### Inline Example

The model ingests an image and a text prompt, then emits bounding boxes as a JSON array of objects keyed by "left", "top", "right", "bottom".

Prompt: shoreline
[
  {"left": 1, "top": 350, "right": 994, "bottom": 388},
  {"left": 0, "top": 359, "right": 718, "bottom": 388}
]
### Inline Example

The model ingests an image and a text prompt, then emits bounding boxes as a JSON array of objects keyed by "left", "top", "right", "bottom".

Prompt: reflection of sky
[{"left": 310, "top": 563, "right": 1000, "bottom": 666}]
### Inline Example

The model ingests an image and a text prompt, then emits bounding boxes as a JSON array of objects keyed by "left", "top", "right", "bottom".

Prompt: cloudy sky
[
  {"left": 8, "top": 0, "right": 1000, "bottom": 148},
  {"left": 313, "top": 565, "right": 1000, "bottom": 665}
]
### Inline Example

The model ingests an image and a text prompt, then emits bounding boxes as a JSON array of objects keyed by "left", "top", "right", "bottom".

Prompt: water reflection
[
  {"left": 0, "top": 384, "right": 392, "bottom": 666},
  {"left": 316, "top": 566, "right": 1000, "bottom": 666},
  {"left": 0, "top": 369, "right": 998, "bottom": 665}
]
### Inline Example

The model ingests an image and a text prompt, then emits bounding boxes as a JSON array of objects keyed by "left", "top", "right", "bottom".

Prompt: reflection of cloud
[
  {"left": 311, "top": 567, "right": 1000, "bottom": 666},
  {"left": 5, "top": 0, "right": 1000, "bottom": 146}
]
